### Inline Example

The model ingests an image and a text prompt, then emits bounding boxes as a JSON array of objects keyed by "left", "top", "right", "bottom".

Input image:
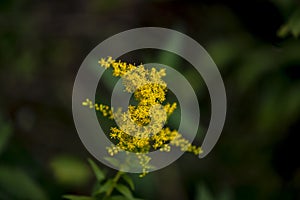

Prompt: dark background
[{"left": 0, "top": 0, "right": 300, "bottom": 199}]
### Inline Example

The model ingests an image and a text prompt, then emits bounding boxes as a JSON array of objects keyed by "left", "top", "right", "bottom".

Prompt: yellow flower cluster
[
  {"left": 99, "top": 56, "right": 135, "bottom": 76},
  {"left": 98, "top": 57, "right": 115, "bottom": 69},
  {"left": 83, "top": 57, "right": 202, "bottom": 176},
  {"left": 82, "top": 98, "right": 113, "bottom": 119}
]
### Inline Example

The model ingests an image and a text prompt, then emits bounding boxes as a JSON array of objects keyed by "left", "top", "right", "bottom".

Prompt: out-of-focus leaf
[
  {"left": 131, "top": 173, "right": 155, "bottom": 200},
  {"left": 256, "top": 83, "right": 281, "bottom": 133},
  {"left": 88, "top": 158, "right": 106, "bottom": 182},
  {"left": 283, "top": 84, "right": 300, "bottom": 120},
  {"left": 95, "top": 179, "right": 114, "bottom": 195},
  {"left": 207, "top": 38, "right": 249, "bottom": 68},
  {"left": 63, "top": 195, "right": 96, "bottom": 200},
  {"left": 288, "top": 9, "right": 300, "bottom": 37},
  {"left": 270, "top": 0, "right": 295, "bottom": 13},
  {"left": 50, "top": 155, "right": 91, "bottom": 187},
  {"left": 277, "top": 24, "right": 290, "bottom": 38},
  {"left": 0, "top": 119, "right": 12, "bottom": 155},
  {"left": 0, "top": 165, "right": 48, "bottom": 200},
  {"left": 256, "top": 82, "right": 300, "bottom": 134},
  {"left": 122, "top": 174, "right": 134, "bottom": 190},
  {"left": 195, "top": 184, "right": 213, "bottom": 200},
  {"left": 236, "top": 47, "right": 275, "bottom": 93},
  {"left": 278, "top": 9, "right": 300, "bottom": 38},
  {"left": 115, "top": 184, "right": 134, "bottom": 200}
]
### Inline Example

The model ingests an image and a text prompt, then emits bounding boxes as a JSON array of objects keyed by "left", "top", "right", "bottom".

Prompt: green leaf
[
  {"left": 88, "top": 158, "right": 106, "bottom": 182},
  {"left": 95, "top": 179, "right": 114, "bottom": 195},
  {"left": 122, "top": 174, "right": 135, "bottom": 190},
  {"left": 63, "top": 195, "right": 96, "bottom": 200},
  {"left": 0, "top": 165, "right": 48, "bottom": 200},
  {"left": 115, "top": 184, "right": 134, "bottom": 200},
  {"left": 278, "top": 9, "right": 300, "bottom": 38},
  {"left": 277, "top": 24, "right": 290, "bottom": 38},
  {"left": 288, "top": 9, "right": 300, "bottom": 37},
  {"left": 50, "top": 155, "right": 91, "bottom": 187}
]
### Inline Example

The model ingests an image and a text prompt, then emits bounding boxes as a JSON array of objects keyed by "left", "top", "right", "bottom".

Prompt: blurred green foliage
[
  {"left": 64, "top": 159, "right": 141, "bottom": 200},
  {"left": 278, "top": 8, "right": 300, "bottom": 38},
  {"left": 50, "top": 155, "right": 92, "bottom": 187},
  {"left": 0, "top": 166, "right": 48, "bottom": 200},
  {"left": 0, "top": 116, "right": 48, "bottom": 200}
]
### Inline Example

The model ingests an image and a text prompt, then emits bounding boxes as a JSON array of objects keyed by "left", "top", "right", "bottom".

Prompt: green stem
[{"left": 105, "top": 171, "right": 124, "bottom": 197}]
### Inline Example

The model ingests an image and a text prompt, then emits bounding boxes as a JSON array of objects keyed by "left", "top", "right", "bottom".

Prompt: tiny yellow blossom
[{"left": 83, "top": 57, "right": 202, "bottom": 176}]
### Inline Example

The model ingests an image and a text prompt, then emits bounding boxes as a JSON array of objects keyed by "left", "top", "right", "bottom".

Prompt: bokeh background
[{"left": 1, "top": 0, "right": 300, "bottom": 199}]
